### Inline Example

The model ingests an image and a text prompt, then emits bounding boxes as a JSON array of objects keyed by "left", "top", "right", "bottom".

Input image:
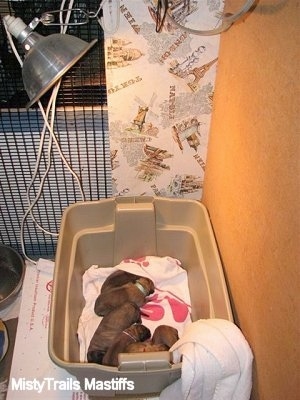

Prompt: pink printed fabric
[
  {"left": 118, "top": 256, "right": 192, "bottom": 334},
  {"left": 77, "top": 256, "right": 192, "bottom": 362}
]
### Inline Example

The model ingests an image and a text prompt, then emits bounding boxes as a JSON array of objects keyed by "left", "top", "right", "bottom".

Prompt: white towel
[
  {"left": 160, "top": 319, "right": 253, "bottom": 400},
  {"left": 77, "top": 256, "right": 192, "bottom": 362}
]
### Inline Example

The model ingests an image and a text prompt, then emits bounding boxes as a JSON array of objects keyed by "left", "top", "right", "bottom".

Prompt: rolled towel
[{"left": 160, "top": 319, "right": 253, "bottom": 400}]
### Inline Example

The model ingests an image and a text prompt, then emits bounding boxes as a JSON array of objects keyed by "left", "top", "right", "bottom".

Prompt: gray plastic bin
[{"left": 49, "top": 196, "right": 233, "bottom": 398}]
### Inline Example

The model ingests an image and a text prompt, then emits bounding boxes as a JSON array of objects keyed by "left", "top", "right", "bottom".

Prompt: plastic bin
[{"left": 49, "top": 196, "right": 233, "bottom": 398}]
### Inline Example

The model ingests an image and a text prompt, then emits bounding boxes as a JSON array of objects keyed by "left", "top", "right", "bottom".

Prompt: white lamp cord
[
  {"left": 161, "top": 0, "right": 256, "bottom": 36},
  {"left": 96, "top": 0, "right": 120, "bottom": 35},
  {"left": 4, "top": 0, "right": 85, "bottom": 264}
]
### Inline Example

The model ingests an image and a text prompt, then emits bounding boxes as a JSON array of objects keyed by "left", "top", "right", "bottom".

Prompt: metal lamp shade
[{"left": 22, "top": 33, "right": 97, "bottom": 108}]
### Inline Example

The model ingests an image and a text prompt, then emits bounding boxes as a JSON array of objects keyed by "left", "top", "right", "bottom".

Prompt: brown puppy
[
  {"left": 101, "top": 270, "right": 142, "bottom": 293},
  {"left": 125, "top": 341, "right": 169, "bottom": 353},
  {"left": 152, "top": 325, "right": 179, "bottom": 349},
  {"left": 102, "top": 324, "right": 151, "bottom": 367},
  {"left": 125, "top": 325, "right": 178, "bottom": 353},
  {"left": 87, "top": 302, "right": 141, "bottom": 364},
  {"left": 94, "top": 277, "right": 155, "bottom": 316}
]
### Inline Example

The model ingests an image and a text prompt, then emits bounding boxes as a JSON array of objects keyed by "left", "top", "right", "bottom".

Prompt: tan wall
[{"left": 202, "top": 1, "right": 300, "bottom": 399}]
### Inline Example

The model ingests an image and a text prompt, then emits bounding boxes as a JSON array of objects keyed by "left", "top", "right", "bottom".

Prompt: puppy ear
[
  {"left": 151, "top": 279, "right": 155, "bottom": 293},
  {"left": 143, "top": 326, "right": 151, "bottom": 341},
  {"left": 149, "top": 286, "right": 155, "bottom": 295},
  {"left": 145, "top": 278, "right": 155, "bottom": 295}
]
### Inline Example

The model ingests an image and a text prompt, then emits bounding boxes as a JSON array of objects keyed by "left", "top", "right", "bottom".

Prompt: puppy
[
  {"left": 87, "top": 302, "right": 141, "bottom": 364},
  {"left": 94, "top": 277, "right": 155, "bottom": 316},
  {"left": 152, "top": 325, "right": 179, "bottom": 349},
  {"left": 125, "top": 341, "right": 169, "bottom": 353},
  {"left": 126, "top": 325, "right": 179, "bottom": 354},
  {"left": 101, "top": 270, "right": 141, "bottom": 293},
  {"left": 102, "top": 324, "right": 151, "bottom": 367}
]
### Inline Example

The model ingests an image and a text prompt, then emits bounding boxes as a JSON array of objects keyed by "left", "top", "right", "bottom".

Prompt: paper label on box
[
  {"left": 6, "top": 262, "right": 158, "bottom": 400},
  {"left": 6, "top": 263, "right": 88, "bottom": 400}
]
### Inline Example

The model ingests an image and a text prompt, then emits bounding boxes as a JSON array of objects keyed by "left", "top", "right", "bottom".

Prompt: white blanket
[
  {"left": 160, "top": 319, "right": 253, "bottom": 400},
  {"left": 77, "top": 256, "right": 192, "bottom": 362}
]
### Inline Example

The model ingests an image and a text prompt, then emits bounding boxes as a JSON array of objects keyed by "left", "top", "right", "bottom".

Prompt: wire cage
[{"left": 0, "top": 0, "right": 112, "bottom": 260}]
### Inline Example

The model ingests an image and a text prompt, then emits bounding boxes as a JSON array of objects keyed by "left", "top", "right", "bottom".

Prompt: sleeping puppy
[
  {"left": 125, "top": 325, "right": 179, "bottom": 354},
  {"left": 94, "top": 277, "right": 155, "bottom": 316},
  {"left": 152, "top": 325, "right": 179, "bottom": 348},
  {"left": 101, "top": 270, "right": 142, "bottom": 293},
  {"left": 125, "top": 341, "right": 169, "bottom": 353},
  {"left": 87, "top": 302, "right": 142, "bottom": 364},
  {"left": 102, "top": 324, "right": 151, "bottom": 367}
]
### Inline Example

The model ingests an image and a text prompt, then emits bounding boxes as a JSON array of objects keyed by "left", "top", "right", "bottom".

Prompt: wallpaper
[{"left": 105, "top": 0, "right": 221, "bottom": 199}]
